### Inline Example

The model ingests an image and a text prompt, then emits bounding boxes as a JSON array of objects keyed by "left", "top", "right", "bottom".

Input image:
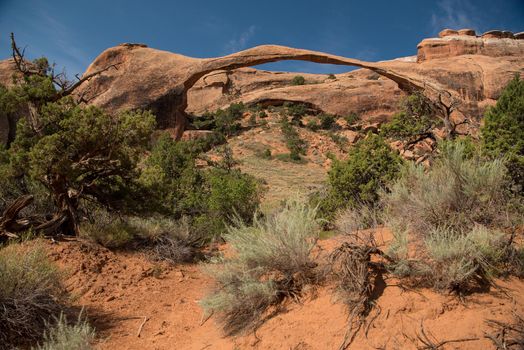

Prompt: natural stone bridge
[{"left": 77, "top": 44, "right": 453, "bottom": 138}]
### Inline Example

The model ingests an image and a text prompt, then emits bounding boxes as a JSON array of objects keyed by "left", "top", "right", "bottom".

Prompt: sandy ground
[{"left": 42, "top": 235, "right": 524, "bottom": 350}]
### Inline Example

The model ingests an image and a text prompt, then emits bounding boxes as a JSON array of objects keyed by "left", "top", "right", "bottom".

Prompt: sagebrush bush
[
  {"left": 334, "top": 205, "right": 383, "bottom": 234},
  {"left": 81, "top": 211, "right": 203, "bottom": 263},
  {"left": 423, "top": 226, "right": 507, "bottom": 291},
  {"left": 0, "top": 243, "right": 63, "bottom": 347},
  {"left": 201, "top": 198, "right": 320, "bottom": 334},
  {"left": 383, "top": 142, "right": 513, "bottom": 234},
  {"left": 382, "top": 140, "right": 523, "bottom": 292},
  {"left": 36, "top": 313, "right": 95, "bottom": 350}
]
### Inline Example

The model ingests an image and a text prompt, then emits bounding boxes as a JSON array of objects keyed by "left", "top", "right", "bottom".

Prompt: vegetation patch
[
  {"left": 481, "top": 75, "right": 524, "bottom": 194},
  {"left": 280, "top": 116, "right": 307, "bottom": 161},
  {"left": 36, "top": 313, "right": 95, "bottom": 350},
  {"left": 291, "top": 75, "right": 305, "bottom": 85},
  {"left": 316, "top": 133, "right": 402, "bottom": 219},
  {"left": 0, "top": 243, "right": 63, "bottom": 347},
  {"left": 201, "top": 198, "right": 320, "bottom": 335}
]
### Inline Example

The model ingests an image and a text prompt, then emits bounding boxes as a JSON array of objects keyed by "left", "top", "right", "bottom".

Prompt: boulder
[
  {"left": 458, "top": 29, "right": 476, "bottom": 36},
  {"left": 439, "top": 29, "right": 458, "bottom": 38},
  {"left": 482, "top": 30, "right": 505, "bottom": 39},
  {"left": 515, "top": 32, "right": 524, "bottom": 40}
]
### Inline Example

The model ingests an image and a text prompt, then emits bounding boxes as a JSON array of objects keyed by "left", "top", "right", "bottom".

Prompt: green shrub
[
  {"left": 0, "top": 243, "right": 63, "bottom": 347},
  {"left": 205, "top": 167, "right": 261, "bottom": 226},
  {"left": 327, "top": 74, "right": 336, "bottom": 80},
  {"left": 193, "top": 103, "right": 246, "bottom": 136},
  {"left": 328, "top": 132, "right": 348, "bottom": 150},
  {"left": 481, "top": 75, "right": 524, "bottom": 193},
  {"left": 36, "top": 313, "right": 95, "bottom": 350},
  {"left": 140, "top": 133, "right": 261, "bottom": 239},
  {"left": 320, "top": 133, "right": 402, "bottom": 216},
  {"left": 280, "top": 116, "right": 307, "bottom": 161},
  {"left": 381, "top": 92, "right": 439, "bottom": 141},
  {"left": 383, "top": 142, "right": 512, "bottom": 234},
  {"left": 305, "top": 118, "right": 319, "bottom": 131},
  {"left": 283, "top": 102, "right": 308, "bottom": 119},
  {"left": 318, "top": 113, "right": 337, "bottom": 130},
  {"left": 291, "top": 75, "right": 305, "bottom": 86},
  {"left": 343, "top": 113, "right": 360, "bottom": 126},
  {"left": 201, "top": 198, "right": 319, "bottom": 334}
]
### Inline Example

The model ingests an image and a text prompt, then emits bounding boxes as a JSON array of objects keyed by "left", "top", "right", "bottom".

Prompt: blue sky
[{"left": 0, "top": 0, "right": 522, "bottom": 76}]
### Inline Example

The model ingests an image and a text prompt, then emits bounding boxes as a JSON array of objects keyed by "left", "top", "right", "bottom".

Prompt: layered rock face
[
  {"left": 187, "top": 67, "right": 405, "bottom": 121},
  {"left": 0, "top": 59, "right": 22, "bottom": 145},
  {"left": 417, "top": 29, "right": 524, "bottom": 62}
]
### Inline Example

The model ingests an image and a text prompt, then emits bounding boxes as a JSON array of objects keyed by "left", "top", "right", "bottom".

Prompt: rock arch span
[{"left": 78, "top": 44, "right": 455, "bottom": 139}]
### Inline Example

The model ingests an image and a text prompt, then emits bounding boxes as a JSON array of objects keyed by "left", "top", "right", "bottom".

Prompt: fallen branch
[
  {"left": 415, "top": 320, "right": 479, "bottom": 350},
  {"left": 137, "top": 316, "right": 149, "bottom": 337},
  {"left": 485, "top": 313, "right": 524, "bottom": 350}
]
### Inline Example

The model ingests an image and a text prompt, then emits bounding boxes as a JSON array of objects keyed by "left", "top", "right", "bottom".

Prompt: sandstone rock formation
[
  {"left": 0, "top": 59, "right": 22, "bottom": 145},
  {"left": 1, "top": 29, "right": 523, "bottom": 143},
  {"left": 187, "top": 67, "right": 405, "bottom": 121},
  {"left": 418, "top": 29, "right": 524, "bottom": 61},
  {"left": 74, "top": 44, "right": 462, "bottom": 139}
]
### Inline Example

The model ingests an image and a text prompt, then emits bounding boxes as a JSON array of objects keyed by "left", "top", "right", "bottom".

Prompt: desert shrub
[
  {"left": 283, "top": 102, "right": 308, "bottom": 120},
  {"left": 291, "top": 75, "right": 305, "bottom": 85},
  {"left": 258, "top": 110, "right": 268, "bottom": 118},
  {"left": 334, "top": 205, "right": 383, "bottom": 234},
  {"left": 80, "top": 212, "right": 136, "bottom": 248},
  {"left": 318, "top": 113, "right": 337, "bottom": 130},
  {"left": 327, "top": 74, "right": 336, "bottom": 80},
  {"left": 0, "top": 243, "right": 63, "bottom": 347},
  {"left": 383, "top": 140, "right": 523, "bottom": 292},
  {"left": 36, "top": 313, "right": 95, "bottom": 350},
  {"left": 305, "top": 118, "right": 319, "bottom": 131},
  {"left": 205, "top": 167, "right": 261, "bottom": 226},
  {"left": 328, "top": 132, "right": 348, "bottom": 150},
  {"left": 481, "top": 75, "right": 524, "bottom": 193},
  {"left": 193, "top": 103, "right": 246, "bottom": 137},
  {"left": 280, "top": 116, "right": 307, "bottom": 161},
  {"left": 81, "top": 211, "right": 203, "bottom": 262},
  {"left": 140, "top": 133, "right": 261, "bottom": 238},
  {"left": 343, "top": 112, "right": 360, "bottom": 126},
  {"left": 201, "top": 198, "right": 320, "bottom": 334},
  {"left": 319, "top": 133, "right": 403, "bottom": 217},
  {"left": 423, "top": 226, "right": 507, "bottom": 291},
  {"left": 260, "top": 148, "right": 272, "bottom": 159},
  {"left": 383, "top": 142, "right": 513, "bottom": 234},
  {"left": 381, "top": 92, "right": 439, "bottom": 141}
]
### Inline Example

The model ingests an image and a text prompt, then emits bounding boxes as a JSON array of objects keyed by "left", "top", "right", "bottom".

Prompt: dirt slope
[{"left": 43, "top": 235, "right": 524, "bottom": 350}]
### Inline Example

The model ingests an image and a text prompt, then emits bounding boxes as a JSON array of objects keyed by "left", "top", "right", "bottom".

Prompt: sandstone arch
[{"left": 77, "top": 44, "right": 459, "bottom": 139}]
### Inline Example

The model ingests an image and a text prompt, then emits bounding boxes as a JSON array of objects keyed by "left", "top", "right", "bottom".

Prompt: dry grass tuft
[{"left": 0, "top": 243, "right": 63, "bottom": 347}]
